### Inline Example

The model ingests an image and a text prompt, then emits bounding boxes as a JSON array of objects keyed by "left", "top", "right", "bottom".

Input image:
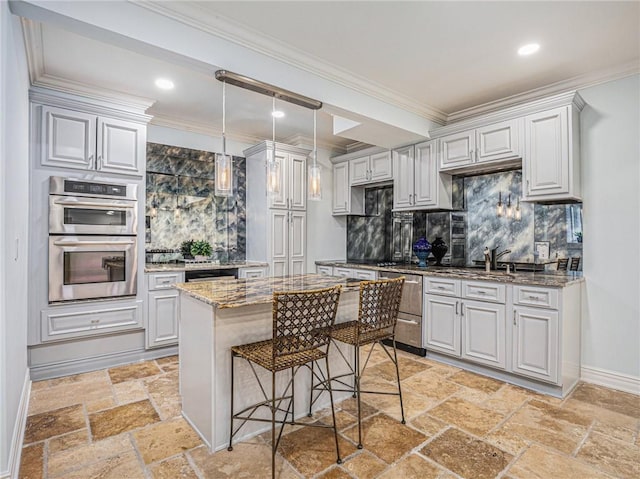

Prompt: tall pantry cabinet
[{"left": 245, "top": 141, "right": 310, "bottom": 277}]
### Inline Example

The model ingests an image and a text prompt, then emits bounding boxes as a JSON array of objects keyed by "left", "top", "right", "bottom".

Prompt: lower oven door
[{"left": 49, "top": 235, "right": 138, "bottom": 302}]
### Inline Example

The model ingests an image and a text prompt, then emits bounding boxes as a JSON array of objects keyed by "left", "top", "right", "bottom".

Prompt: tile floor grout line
[
  {"left": 484, "top": 395, "right": 532, "bottom": 437},
  {"left": 571, "top": 418, "right": 596, "bottom": 457},
  {"left": 128, "top": 431, "right": 153, "bottom": 479},
  {"left": 184, "top": 450, "right": 207, "bottom": 479}
]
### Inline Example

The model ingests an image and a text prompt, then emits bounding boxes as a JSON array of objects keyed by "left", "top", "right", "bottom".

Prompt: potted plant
[
  {"left": 190, "top": 240, "right": 212, "bottom": 261},
  {"left": 180, "top": 240, "right": 195, "bottom": 259}
]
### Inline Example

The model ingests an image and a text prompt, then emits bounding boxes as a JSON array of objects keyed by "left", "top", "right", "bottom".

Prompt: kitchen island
[{"left": 176, "top": 274, "right": 361, "bottom": 451}]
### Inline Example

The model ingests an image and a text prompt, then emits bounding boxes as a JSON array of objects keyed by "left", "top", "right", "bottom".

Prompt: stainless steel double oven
[{"left": 48, "top": 176, "right": 139, "bottom": 302}]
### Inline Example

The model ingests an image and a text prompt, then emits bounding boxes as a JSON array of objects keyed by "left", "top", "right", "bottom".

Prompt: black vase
[{"left": 431, "top": 236, "right": 448, "bottom": 266}]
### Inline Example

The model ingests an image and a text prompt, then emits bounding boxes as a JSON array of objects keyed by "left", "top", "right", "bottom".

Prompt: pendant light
[
  {"left": 515, "top": 198, "right": 522, "bottom": 221},
  {"left": 505, "top": 194, "right": 513, "bottom": 218},
  {"left": 215, "top": 80, "right": 233, "bottom": 197},
  {"left": 266, "top": 97, "right": 281, "bottom": 196},
  {"left": 496, "top": 192, "right": 505, "bottom": 217},
  {"left": 308, "top": 109, "right": 321, "bottom": 201}
]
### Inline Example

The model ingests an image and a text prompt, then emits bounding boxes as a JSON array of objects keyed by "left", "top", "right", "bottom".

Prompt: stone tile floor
[{"left": 18, "top": 350, "right": 640, "bottom": 478}]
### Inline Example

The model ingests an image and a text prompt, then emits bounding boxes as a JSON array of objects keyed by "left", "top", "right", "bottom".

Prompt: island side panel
[
  {"left": 213, "top": 289, "right": 359, "bottom": 451},
  {"left": 179, "top": 293, "right": 216, "bottom": 449}
]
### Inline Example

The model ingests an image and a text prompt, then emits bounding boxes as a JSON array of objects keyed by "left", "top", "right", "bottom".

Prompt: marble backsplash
[
  {"left": 347, "top": 170, "right": 583, "bottom": 269},
  {"left": 145, "top": 143, "right": 246, "bottom": 262}
]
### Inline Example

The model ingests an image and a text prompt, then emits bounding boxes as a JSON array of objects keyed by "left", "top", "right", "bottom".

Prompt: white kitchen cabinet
[
  {"left": 350, "top": 151, "right": 393, "bottom": 185},
  {"left": 461, "top": 299, "right": 506, "bottom": 369},
  {"left": 523, "top": 105, "right": 581, "bottom": 201},
  {"left": 268, "top": 150, "right": 307, "bottom": 210},
  {"left": 238, "top": 267, "right": 268, "bottom": 279},
  {"left": 332, "top": 162, "right": 365, "bottom": 215},
  {"left": 394, "top": 140, "right": 452, "bottom": 211},
  {"left": 425, "top": 294, "right": 460, "bottom": 356},
  {"left": 316, "top": 265, "right": 333, "bottom": 275},
  {"left": 40, "top": 105, "right": 146, "bottom": 176},
  {"left": 146, "top": 272, "right": 184, "bottom": 349},
  {"left": 269, "top": 210, "right": 306, "bottom": 278},
  {"left": 439, "top": 119, "right": 521, "bottom": 172},
  {"left": 331, "top": 266, "right": 376, "bottom": 280},
  {"left": 512, "top": 306, "right": 559, "bottom": 383}
]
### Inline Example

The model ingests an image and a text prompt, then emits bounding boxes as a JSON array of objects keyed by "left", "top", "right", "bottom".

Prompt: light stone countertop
[
  {"left": 315, "top": 261, "right": 584, "bottom": 288},
  {"left": 175, "top": 274, "right": 360, "bottom": 309},
  {"left": 144, "top": 261, "right": 268, "bottom": 273}
]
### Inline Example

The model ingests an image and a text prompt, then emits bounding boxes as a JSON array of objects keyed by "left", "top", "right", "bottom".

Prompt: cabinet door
[
  {"left": 289, "top": 153, "right": 307, "bottom": 210},
  {"left": 288, "top": 211, "right": 306, "bottom": 276},
  {"left": 439, "top": 130, "right": 475, "bottom": 170},
  {"left": 349, "top": 156, "right": 370, "bottom": 185},
  {"left": 97, "top": 117, "right": 145, "bottom": 176},
  {"left": 413, "top": 140, "right": 437, "bottom": 207},
  {"left": 270, "top": 210, "right": 289, "bottom": 277},
  {"left": 512, "top": 306, "right": 559, "bottom": 383},
  {"left": 147, "top": 289, "right": 179, "bottom": 348},
  {"left": 332, "top": 162, "right": 350, "bottom": 214},
  {"left": 41, "top": 106, "right": 96, "bottom": 170},
  {"left": 268, "top": 151, "right": 289, "bottom": 209},
  {"left": 369, "top": 151, "right": 393, "bottom": 182},
  {"left": 392, "top": 146, "right": 414, "bottom": 209},
  {"left": 476, "top": 119, "right": 520, "bottom": 163},
  {"left": 461, "top": 300, "right": 506, "bottom": 369},
  {"left": 425, "top": 295, "right": 460, "bottom": 357},
  {"left": 524, "top": 107, "right": 569, "bottom": 199}
]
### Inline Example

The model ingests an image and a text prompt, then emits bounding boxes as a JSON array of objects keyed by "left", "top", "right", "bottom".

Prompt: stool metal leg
[
  {"left": 271, "top": 370, "right": 276, "bottom": 479},
  {"left": 391, "top": 339, "right": 406, "bottom": 425},
  {"left": 352, "top": 343, "right": 358, "bottom": 398},
  {"left": 290, "top": 367, "right": 295, "bottom": 425},
  {"left": 307, "top": 361, "right": 314, "bottom": 417},
  {"left": 355, "top": 344, "right": 363, "bottom": 449},
  {"left": 324, "top": 356, "right": 342, "bottom": 464},
  {"left": 228, "top": 351, "right": 235, "bottom": 451}
]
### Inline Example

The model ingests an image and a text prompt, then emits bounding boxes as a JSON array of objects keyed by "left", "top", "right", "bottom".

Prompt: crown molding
[
  {"left": 345, "top": 142, "right": 372, "bottom": 153},
  {"left": 243, "top": 140, "right": 311, "bottom": 159},
  {"left": 21, "top": 18, "right": 44, "bottom": 84},
  {"left": 132, "top": 1, "right": 448, "bottom": 124},
  {"left": 447, "top": 60, "right": 639, "bottom": 123},
  {"left": 280, "top": 133, "right": 348, "bottom": 155}
]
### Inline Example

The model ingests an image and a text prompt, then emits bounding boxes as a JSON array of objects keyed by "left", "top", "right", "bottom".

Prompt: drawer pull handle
[
  {"left": 91, "top": 319, "right": 100, "bottom": 324},
  {"left": 397, "top": 318, "right": 418, "bottom": 325},
  {"left": 477, "top": 290, "right": 486, "bottom": 294},
  {"left": 528, "top": 295, "right": 540, "bottom": 301},
  {"left": 405, "top": 280, "right": 420, "bottom": 284},
  {"left": 455, "top": 301, "right": 459, "bottom": 315},
  {"left": 437, "top": 286, "right": 445, "bottom": 290}
]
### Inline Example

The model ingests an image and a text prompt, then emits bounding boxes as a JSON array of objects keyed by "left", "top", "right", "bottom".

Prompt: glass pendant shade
[
  {"left": 267, "top": 97, "right": 281, "bottom": 196},
  {"left": 515, "top": 198, "right": 522, "bottom": 221},
  {"left": 505, "top": 194, "right": 513, "bottom": 218},
  {"left": 496, "top": 192, "right": 505, "bottom": 217},
  {"left": 308, "top": 109, "right": 321, "bottom": 201},
  {"left": 215, "top": 80, "right": 233, "bottom": 197}
]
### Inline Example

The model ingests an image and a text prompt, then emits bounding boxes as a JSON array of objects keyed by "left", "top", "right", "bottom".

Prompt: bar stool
[
  {"left": 228, "top": 285, "right": 343, "bottom": 479},
  {"left": 309, "top": 277, "right": 405, "bottom": 449},
  {"left": 557, "top": 258, "right": 569, "bottom": 271},
  {"left": 569, "top": 256, "right": 581, "bottom": 271}
]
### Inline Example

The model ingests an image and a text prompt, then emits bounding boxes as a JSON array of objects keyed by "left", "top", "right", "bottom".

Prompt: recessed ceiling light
[
  {"left": 271, "top": 110, "right": 285, "bottom": 118},
  {"left": 155, "top": 78, "right": 174, "bottom": 90},
  {"left": 518, "top": 43, "right": 540, "bottom": 56}
]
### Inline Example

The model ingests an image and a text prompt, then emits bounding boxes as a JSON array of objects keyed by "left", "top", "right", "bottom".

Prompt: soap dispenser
[{"left": 484, "top": 247, "right": 491, "bottom": 272}]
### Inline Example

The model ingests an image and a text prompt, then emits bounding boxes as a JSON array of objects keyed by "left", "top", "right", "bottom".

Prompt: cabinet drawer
[
  {"left": 239, "top": 267, "right": 266, "bottom": 279},
  {"left": 513, "top": 286, "right": 559, "bottom": 309},
  {"left": 333, "top": 267, "right": 353, "bottom": 278},
  {"left": 316, "top": 265, "right": 333, "bottom": 275},
  {"left": 395, "top": 314, "right": 422, "bottom": 348},
  {"left": 463, "top": 281, "right": 506, "bottom": 303},
  {"left": 353, "top": 269, "right": 377, "bottom": 280},
  {"left": 148, "top": 272, "right": 184, "bottom": 291},
  {"left": 42, "top": 300, "right": 143, "bottom": 342},
  {"left": 425, "top": 277, "right": 460, "bottom": 296}
]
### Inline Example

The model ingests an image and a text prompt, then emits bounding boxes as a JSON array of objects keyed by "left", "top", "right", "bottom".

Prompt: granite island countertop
[
  {"left": 175, "top": 273, "right": 360, "bottom": 309},
  {"left": 145, "top": 261, "right": 268, "bottom": 273},
  {"left": 316, "top": 261, "right": 584, "bottom": 287}
]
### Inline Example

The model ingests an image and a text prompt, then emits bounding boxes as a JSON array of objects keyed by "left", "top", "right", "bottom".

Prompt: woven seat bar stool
[
  {"left": 228, "top": 285, "right": 343, "bottom": 479},
  {"left": 557, "top": 258, "right": 570, "bottom": 271},
  {"left": 309, "top": 277, "right": 405, "bottom": 449}
]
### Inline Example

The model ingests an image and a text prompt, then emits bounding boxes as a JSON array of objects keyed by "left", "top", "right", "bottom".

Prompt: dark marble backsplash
[
  {"left": 347, "top": 170, "right": 582, "bottom": 269},
  {"left": 145, "top": 142, "right": 246, "bottom": 262}
]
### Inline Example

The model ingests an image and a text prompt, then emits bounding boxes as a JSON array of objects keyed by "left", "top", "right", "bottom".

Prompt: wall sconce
[
  {"left": 308, "top": 109, "right": 321, "bottom": 201},
  {"left": 267, "top": 97, "right": 281, "bottom": 196},
  {"left": 149, "top": 196, "right": 159, "bottom": 218},
  {"left": 215, "top": 80, "right": 233, "bottom": 197},
  {"left": 496, "top": 192, "right": 505, "bottom": 217}
]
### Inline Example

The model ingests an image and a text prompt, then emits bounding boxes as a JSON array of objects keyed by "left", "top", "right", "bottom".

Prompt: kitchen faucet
[{"left": 490, "top": 247, "right": 511, "bottom": 270}]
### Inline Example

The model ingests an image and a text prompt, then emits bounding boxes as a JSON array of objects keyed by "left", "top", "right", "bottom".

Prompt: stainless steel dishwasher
[{"left": 378, "top": 271, "right": 426, "bottom": 356}]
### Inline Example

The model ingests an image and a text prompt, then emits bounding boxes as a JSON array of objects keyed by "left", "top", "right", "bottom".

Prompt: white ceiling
[{"left": 22, "top": 1, "right": 639, "bottom": 151}]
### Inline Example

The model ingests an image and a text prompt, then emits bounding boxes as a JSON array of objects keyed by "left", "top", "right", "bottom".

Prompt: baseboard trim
[
  {"left": 581, "top": 365, "right": 640, "bottom": 395},
  {"left": 29, "top": 346, "right": 178, "bottom": 381},
  {"left": 1, "top": 370, "right": 31, "bottom": 479}
]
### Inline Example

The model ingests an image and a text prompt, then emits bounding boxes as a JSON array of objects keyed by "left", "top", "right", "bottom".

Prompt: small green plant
[
  {"left": 180, "top": 240, "right": 195, "bottom": 259},
  {"left": 190, "top": 240, "right": 212, "bottom": 258},
  {"left": 574, "top": 232, "right": 583, "bottom": 243}
]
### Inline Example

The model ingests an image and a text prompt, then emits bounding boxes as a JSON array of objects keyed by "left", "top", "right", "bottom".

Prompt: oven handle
[
  {"left": 53, "top": 199, "right": 135, "bottom": 209},
  {"left": 397, "top": 318, "right": 419, "bottom": 325},
  {"left": 52, "top": 239, "right": 136, "bottom": 246}
]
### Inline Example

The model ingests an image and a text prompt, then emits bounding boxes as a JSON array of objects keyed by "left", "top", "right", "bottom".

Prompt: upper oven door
[
  {"left": 49, "top": 195, "right": 138, "bottom": 235},
  {"left": 49, "top": 235, "right": 138, "bottom": 302}
]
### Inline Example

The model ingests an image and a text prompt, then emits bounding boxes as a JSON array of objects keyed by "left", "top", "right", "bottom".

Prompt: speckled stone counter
[
  {"left": 176, "top": 273, "right": 359, "bottom": 309},
  {"left": 315, "top": 261, "right": 584, "bottom": 287},
  {"left": 144, "top": 261, "right": 268, "bottom": 273}
]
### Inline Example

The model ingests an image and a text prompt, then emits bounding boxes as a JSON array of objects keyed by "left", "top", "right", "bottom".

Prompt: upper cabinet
[
  {"left": 393, "top": 141, "right": 452, "bottom": 211},
  {"left": 332, "top": 162, "right": 364, "bottom": 216},
  {"left": 439, "top": 119, "right": 522, "bottom": 172},
  {"left": 32, "top": 88, "right": 151, "bottom": 177},
  {"left": 350, "top": 151, "right": 393, "bottom": 185},
  {"left": 522, "top": 105, "right": 581, "bottom": 202},
  {"left": 267, "top": 149, "right": 307, "bottom": 210}
]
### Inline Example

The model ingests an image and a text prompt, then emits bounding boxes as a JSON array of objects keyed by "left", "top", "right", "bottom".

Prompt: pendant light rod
[
  {"left": 215, "top": 70, "right": 322, "bottom": 110},
  {"left": 222, "top": 80, "right": 227, "bottom": 154},
  {"left": 313, "top": 109, "right": 317, "bottom": 165}
]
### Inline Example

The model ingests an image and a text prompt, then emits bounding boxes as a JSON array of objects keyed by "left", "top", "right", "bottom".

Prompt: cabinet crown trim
[
  {"left": 430, "top": 91, "right": 585, "bottom": 139},
  {"left": 330, "top": 145, "right": 388, "bottom": 164},
  {"left": 243, "top": 140, "right": 311, "bottom": 158}
]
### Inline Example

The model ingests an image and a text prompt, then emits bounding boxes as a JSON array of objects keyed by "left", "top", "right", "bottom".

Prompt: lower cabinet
[
  {"left": 512, "top": 305, "right": 559, "bottom": 383},
  {"left": 425, "top": 294, "right": 460, "bottom": 356},
  {"left": 316, "top": 265, "right": 334, "bottom": 275},
  {"left": 332, "top": 266, "right": 377, "bottom": 280},
  {"left": 461, "top": 299, "right": 506, "bottom": 369},
  {"left": 238, "top": 266, "right": 268, "bottom": 279},
  {"left": 146, "top": 271, "right": 184, "bottom": 349}
]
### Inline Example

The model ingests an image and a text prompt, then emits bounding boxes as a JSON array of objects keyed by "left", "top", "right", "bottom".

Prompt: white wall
[
  {"left": 579, "top": 74, "right": 640, "bottom": 383},
  {"left": 0, "top": 4, "right": 31, "bottom": 477}
]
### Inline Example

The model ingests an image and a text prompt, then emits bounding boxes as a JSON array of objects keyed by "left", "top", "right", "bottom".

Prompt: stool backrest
[
  {"left": 357, "top": 277, "right": 405, "bottom": 334},
  {"left": 569, "top": 257, "right": 581, "bottom": 271},
  {"left": 557, "top": 258, "right": 569, "bottom": 271},
  {"left": 272, "top": 285, "right": 342, "bottom": 358}
]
